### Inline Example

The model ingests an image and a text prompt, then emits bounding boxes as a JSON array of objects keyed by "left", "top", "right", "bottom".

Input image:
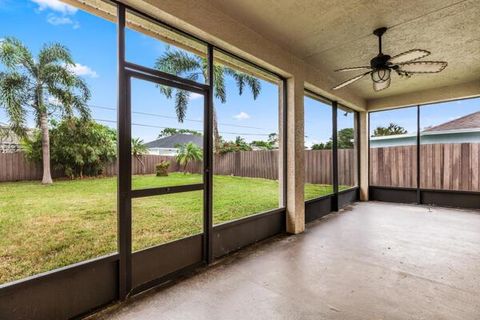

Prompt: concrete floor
[{"left": 92, "top": 202, "right": 480, "bottom": 320}]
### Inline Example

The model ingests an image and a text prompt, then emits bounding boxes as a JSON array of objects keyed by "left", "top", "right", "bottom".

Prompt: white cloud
[
  {"left": 32, "top": 0, "right": 80, "bottom": 29},
  {"left": 189, "top": 93, "right": 203, "bottom": 101},
  {"left": 233, "top": 112, "right": 250, "bottom": 120},
  {"left": 31, "top": 0, "right": 77, "bottom": 15},
  {"left": 304, "top": 139, "right": 319, "bottom": 149},
  {"left": 47, "top": 14, "right": 79, "bottom": 28},
  {"left": 68, "top": 63, "right": 99, "bottom": 78}
]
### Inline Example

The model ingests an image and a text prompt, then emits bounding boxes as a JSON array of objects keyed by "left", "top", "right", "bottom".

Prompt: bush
[
  {"left": 155, "top": 161, "right": 170, "bottom": 176},
  {"left": 23, "top": 118, "right": 116, "bottom": 178},
  {"left": 218, "top": 136, "right": 252, "bottom": 155}
]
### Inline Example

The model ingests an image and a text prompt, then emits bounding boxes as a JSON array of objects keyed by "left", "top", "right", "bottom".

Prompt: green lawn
[{"left": 0, "top": 173, "right": 337, "bottom": 284}]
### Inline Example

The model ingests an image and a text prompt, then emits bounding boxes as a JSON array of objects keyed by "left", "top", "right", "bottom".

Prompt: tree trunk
[
  {"left": 212, "top": 108, "right": 221, "bottom": 153},
  {"left": 137, "top": 155, "right": 145, "bottom": 174},
  {"left": 40, "top": 112, "right": 53, "bottom": 184}
]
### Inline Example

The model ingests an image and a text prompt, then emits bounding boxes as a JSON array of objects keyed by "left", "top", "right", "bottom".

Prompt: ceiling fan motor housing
[{"left": 370, "top": 54, "right": 391, "bottom": 69}]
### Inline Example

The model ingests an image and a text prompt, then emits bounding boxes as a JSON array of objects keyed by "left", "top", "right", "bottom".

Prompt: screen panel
[
  {"left": 304, "top": 95, "right": 334, "bottom": 200},
  {"left": 369, "top": 107, "right": 417, "bottom": 188},
  {"left": 212, "top": 50, "right": 283, "bottom": 224},
  {"left": 337, "top": 105, "right": 358, "bottom": 189},
  {"left": 420, "top": 98, "right": 480, "bottom": 192},
  {"left": 130, "top": 77, "right": 204, "bottom": 190},
  {"left": 0, "top": 0, "right": 118, "bottom": 285}
]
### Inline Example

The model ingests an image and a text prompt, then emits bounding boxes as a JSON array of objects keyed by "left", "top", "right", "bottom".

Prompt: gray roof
[
  {"left": 423, "top": 111, "right": 480, "bottom": 132},
  {"left": 144, "top": 134, "right": 203, "bottom": 149}
]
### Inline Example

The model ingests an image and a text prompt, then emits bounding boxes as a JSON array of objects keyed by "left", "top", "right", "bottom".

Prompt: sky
[
  {"left": 0, "top": 0, "right": 478, "bottom": 146},
  {"left": 0, "top": 0, "right": 279, "bottom": 144},
  {"left": 369, "top": 98, "right": 480, "bottom": 136}
]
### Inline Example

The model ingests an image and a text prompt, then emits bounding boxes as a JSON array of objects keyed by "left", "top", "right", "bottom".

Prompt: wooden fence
[
  {"left": 3, "top": 144, "right": 478, "bottom": 191},
  {"left": 0, "top": 149, "right": 356, "bottom": 186},
  {"left": 370, "top": 143, "right": 480, "bottom": 192}
]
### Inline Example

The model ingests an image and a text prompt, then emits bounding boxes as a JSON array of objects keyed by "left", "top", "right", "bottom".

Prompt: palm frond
[
  {"left": 154, "top": 49, "right": 202, "bottom": 77},
  {"left": 174, "top": 90, "right": 190, "bottom": 122},
  {"left": 38, "top": 42, "right": 74, "bottom": 67},
  {"left": 42, "top": 64, "right": 75, "bottom": 87},
  {"left": 244, "top": 75, "right": 261, "bottom": 99},
  {"left": 155, "top": 49, "right": 202, "bottom": 101},
  {"left": 42, "top": 63, "right": 91, "bottom": 119},
  {"left": 0, "top": 71, "right": 30, "bottom": 136},
  {"left": 47, "top": 84, "right": 90, "bottom": 120},
  {"left": 0, "top": 37, "right": 35, "bottom": 73},
  {"left": 157, "top": 84, "right": 173, "bottom": 99},
  {"left": 213, "top": 64, "right": 226, "bottom": 103},
  {"left": 225, "top": 67, "right": 261, "bottom": 100},
  {"left": 43, "top": 63, "right": 90, "bottom": 101}
]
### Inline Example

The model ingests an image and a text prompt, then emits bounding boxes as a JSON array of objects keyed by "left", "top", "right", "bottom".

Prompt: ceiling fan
[{"left": 332, "top": 27, "right": 448, "bottom": 91}]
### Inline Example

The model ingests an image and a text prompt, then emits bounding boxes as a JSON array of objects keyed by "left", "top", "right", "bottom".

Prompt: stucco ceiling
[{"left": 209, "top": 0, "right": 480, "bottom": 101}]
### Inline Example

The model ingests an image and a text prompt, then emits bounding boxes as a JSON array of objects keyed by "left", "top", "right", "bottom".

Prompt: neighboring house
[
  {"left": 370, "top": 111, "right": 480, "bottom": 147},
  {"left": 144, "top": 133, "right": 203, "bottom": 156},
  {"left": 0, "top": 123, "right": 26, "bottom": 153}
]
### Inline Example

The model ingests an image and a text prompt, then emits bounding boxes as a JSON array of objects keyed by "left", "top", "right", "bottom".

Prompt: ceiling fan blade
[
  {"left": 333, "top": 72, "right": 370, "bottom": 90},
  {"left": 335, "top": 66, "right": 371, "bottom": 72},
  {"left": 397, "top": 61, "right": 447, "bottom": 73},
  {"left": 373, "top": 77, "right": 391, "bottom": 92},
  {"left": 389, "top": 49, "right": 430, "bottom": 64}
]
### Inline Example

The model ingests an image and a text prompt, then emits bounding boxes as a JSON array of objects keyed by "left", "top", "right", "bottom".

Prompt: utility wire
[
  {"left": 89, "top": 104, "right": 276, "bottom": 131},
  {"left": 94, "top": 118, "right": 272, "bottom": 136}
]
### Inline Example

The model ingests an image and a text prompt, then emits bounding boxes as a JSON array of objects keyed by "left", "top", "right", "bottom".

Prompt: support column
[
  {"left": 278, "top": 80, "right": 287, "bottom": 207},
  {"left": 286, "top": 75, "right": 305, "bottom": 234},
  {"left": 359, "top": 111, "right": 369, "bottom": 201}
]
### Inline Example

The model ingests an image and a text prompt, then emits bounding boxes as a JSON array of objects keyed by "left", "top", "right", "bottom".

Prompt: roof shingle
[
  {"left": 423, "top": 111, "right": 480, "bottom": 132},
  {"left": 144, "top": 134, "right": 203, "bottom": 149}
]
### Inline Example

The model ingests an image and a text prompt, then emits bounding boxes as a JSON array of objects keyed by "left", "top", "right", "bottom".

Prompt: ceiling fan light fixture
[
  {"left": 332, "top": 27, "right": 447, "bottom": 92},
  {"left": 371, "top": 68, "right": 391, "bottom": 83}
]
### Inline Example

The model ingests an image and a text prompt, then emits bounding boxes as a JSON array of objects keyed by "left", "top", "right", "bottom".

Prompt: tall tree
[
  {"left": 0, "top": 37, "right": 90, "bottom": 184},
  {"left": 155, "top": 48, "right": 261, "bottom": 152},
  {"left": 157, "top": 127, "right": 201, "bottom": 138},
  {"left": 310, "top": 128, "right": 354, "bottom": 150},
  {"left": 372, "top": 123, "right": 407, "bottom": 137}
]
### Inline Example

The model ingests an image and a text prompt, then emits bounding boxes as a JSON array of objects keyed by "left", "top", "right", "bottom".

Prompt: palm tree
[
  {"left": 155, "top": 48, "right": 261, "bottom": 152},
  {"left": 176, "top": 142, "right": 203, "bottom": 174},
  {"left": 131, "top": 137, "right": 148, "bottom": 174},
  {"left": 0, "top": 37, "right": 90, "bottom": 184}
]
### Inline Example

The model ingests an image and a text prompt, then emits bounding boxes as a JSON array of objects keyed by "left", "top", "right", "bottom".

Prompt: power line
[
  {"left": 89, "top": 104, "right": 276, "bottom": 132},
  {"left": 94, "top": 118, "right": 272, "bottom": 136}
]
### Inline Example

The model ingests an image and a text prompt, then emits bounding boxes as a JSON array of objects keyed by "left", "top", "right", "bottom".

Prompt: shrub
[
  {"left": 23, "top": 118, "right": 116, "bottom": 178},
  {"left": 218, "top": 136, "right": 252, "bottom": 155},
  {"left": 155, "top": 161, "right": 170, "bottom": 176}
]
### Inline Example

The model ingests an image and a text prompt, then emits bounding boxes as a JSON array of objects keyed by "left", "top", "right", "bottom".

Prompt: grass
[{"left": 0, "top": 173, "right": 340, "bottom": 284}]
